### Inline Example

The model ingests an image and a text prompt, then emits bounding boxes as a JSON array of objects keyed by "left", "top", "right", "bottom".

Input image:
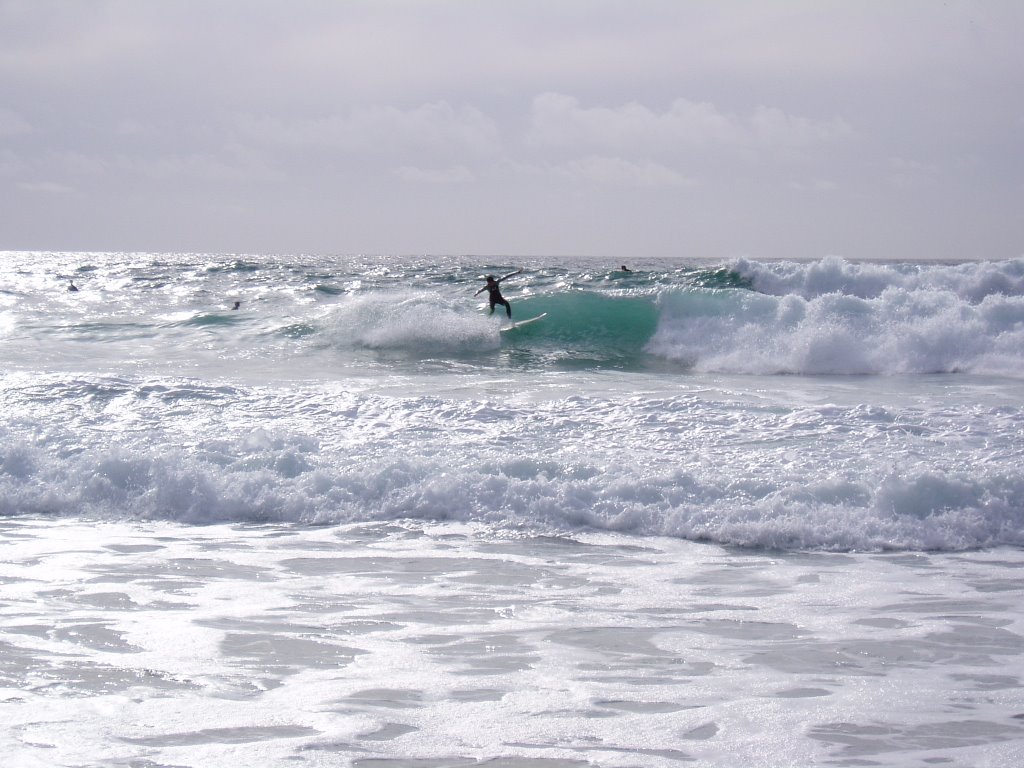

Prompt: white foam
[
  {"left": 328, "top": 291, "right": 498, "bottom": 353},
  {"left": 1, "top": 252, "right": 1023, "bottom": 552},
  {"left": 735, "top": 254, "right": 1024, "bottom": 301},
  {"left": 1, "top": 518, "right": 1021, "bottom": 766},
  {"left": 3, "top": 381, "right": 1022, "bottom": 551},
  {"left": 648, "top": 275, "right": 1024, "bottom": 376}
]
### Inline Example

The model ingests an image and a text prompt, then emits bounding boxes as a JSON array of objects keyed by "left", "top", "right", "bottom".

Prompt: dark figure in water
[
  {"left": 619, "top": 265, "right": 632, "bottom": 272},
  {"left": 67, "top": 280, "right": 79, "bottom": 292},
  {"left": 474, "top": 269, "right": 522, "bottom": 319},
  {"left": 232, "top": 301, "right": 241, "bottom": 310}
]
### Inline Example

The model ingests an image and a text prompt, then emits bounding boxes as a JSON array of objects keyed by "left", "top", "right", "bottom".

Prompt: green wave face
[{"left": 503, "top": 291, "right": 661, "bottom": 369}]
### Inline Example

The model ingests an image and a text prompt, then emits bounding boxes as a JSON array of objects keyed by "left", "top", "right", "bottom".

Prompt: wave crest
[
  {"left": 647, "top": 278, "right": 1024, "bottom": 376},
  {"left": 3, "top": 420, "right": 1022, "bottom": 552}
]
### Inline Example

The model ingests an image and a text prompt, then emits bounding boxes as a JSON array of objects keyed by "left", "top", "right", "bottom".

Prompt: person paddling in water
[{"left": 475, "top": 269, "right": 522, "bottom": 319}]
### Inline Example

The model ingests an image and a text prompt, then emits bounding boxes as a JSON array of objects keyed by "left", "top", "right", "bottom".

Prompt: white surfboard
[{"left": 500, "top": 312, "right": 547, "bottom": 332}]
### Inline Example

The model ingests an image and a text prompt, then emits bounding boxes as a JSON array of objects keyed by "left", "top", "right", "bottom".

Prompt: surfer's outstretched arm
[{"left": 499, "top": 269, "right": 522, "bottom": 283}]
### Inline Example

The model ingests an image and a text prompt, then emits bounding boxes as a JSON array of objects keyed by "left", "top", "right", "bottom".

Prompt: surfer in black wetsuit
[
  {"left": 67, "top": 280, "right": 79, "bottom": 292},
  {"left": 475, "top": 269, "right": 522, "bottom": 319}
]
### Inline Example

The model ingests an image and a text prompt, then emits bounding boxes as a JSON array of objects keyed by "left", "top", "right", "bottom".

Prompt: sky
[{"left": 1, "top": 0, "right": 1022, "bottom": 261}]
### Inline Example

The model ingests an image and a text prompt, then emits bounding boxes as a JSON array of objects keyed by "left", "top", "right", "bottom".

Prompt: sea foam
[
  {"left": 3, "top": 387, "right": 1022, "bottom": 552},
  {"left": 331, "top": 291, "right": 499, "bottom": 353},
  {"left": 2, "top": 252, "right": 1023, "bottom": 553},
  {"left": 647, "top": 259, "right": 1024, "bottom": 376}
]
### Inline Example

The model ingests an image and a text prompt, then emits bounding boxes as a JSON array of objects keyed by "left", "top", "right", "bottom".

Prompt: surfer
[
  {"left": 475, "top": 269, "right": 521, "bottom": 319},
  {"left": 619, "top": 265, "right": 632, "bottom": 273},
  {"left": 231, "top": 301, "right": 241, "bottom": 310},
  {"left": 67, "top": 280, "right": 79, "bottom": 292}
]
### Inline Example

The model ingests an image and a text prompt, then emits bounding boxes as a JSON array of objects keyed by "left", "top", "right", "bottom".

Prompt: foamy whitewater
[{"left": 1, "top": 251, "right": 1023, "bottom": 766}]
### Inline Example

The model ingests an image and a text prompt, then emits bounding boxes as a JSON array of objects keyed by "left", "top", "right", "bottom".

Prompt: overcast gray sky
[{"left": 2, "top": 0, "right": 1022, "bottom": 260}]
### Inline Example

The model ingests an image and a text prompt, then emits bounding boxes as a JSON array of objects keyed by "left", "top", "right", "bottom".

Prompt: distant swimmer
[
  {"left": 231, "top": 301, "right": 241, "bottom": 310},
  {"left": 619, "top": 265, "right": 632, "bottom": 272},
  {"left": 474, "top": 269, "right": 522, "bottom": 319},
  {"left": 67, "top": 280, "right": 79, "bottom": 292}
]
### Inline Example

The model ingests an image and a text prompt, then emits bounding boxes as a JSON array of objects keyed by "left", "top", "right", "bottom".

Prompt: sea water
[{"left": 1, "top": 251, "right": 1022, "bottom": 766}]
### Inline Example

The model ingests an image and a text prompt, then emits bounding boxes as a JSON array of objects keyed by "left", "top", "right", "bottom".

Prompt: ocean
[{"left": 1, "top": 250, "right": 1022, "bottom": 766}]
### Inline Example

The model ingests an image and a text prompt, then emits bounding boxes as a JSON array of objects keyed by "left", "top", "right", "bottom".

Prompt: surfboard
[{"left": 500, "top": 313, "right": 547, "bottom": 332}]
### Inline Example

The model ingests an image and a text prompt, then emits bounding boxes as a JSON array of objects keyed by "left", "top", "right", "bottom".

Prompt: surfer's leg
[
  {"left": 503, "top": 299, "right": 512, "bottom": 318},
  {"left": 488, "top": 299, "right": 496, "bottom": 315}
]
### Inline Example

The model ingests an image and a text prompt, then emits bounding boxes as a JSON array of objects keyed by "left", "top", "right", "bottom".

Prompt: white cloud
[
  {"left": 787, "top": 179, "right": 839, "bottom": 192},
  {"left": 113, "top": 149, "right": 276, "bottom": 183},
  {"left": 236, "top": 102, "right": 502, "bottom": 157},
  {"left": 526, "top": 93, "right": 853, "bottom": 154},
  {"left": 888, "top": 157, "right": 939, "bottom": 174},
  {"left": 1, "top": 2, "right": 1020, "bottom": 258},
  {"left": 561, "top": 156, "right": 691, "bottom": 187},
  {"left": 43, "top": 151, "right": 106, "bottom": 176},
  {"left": 885, "top": 156, "right": 942, "bottom": 188},
  {"left": 750, "top": 106, "right": 854, "bottom": 146},
  {"left": 393, "top": 165, "right": 475, "bottom": 184},
  {"left": 527, "top": 93, "right": 738, "bottom": 150},
  {"left": 0, "top": 108, "right": 32, "bottom": 137},
  {"left": 18, "top": 180, "right": 74, "bottom": 195},
  {"left": 0, "top": 149, "right": 26, "bottom": 176}
]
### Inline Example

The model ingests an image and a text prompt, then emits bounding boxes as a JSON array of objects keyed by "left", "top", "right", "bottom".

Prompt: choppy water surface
[
  {"left": 2, "top": 251, "right": 1023, "bottom": 550},
  {"left": 1, "top": 518, "right": 1022, "bottom": 767},
  {"left": 1, "top": 251, "right": 1023, "bottom": 765}
]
